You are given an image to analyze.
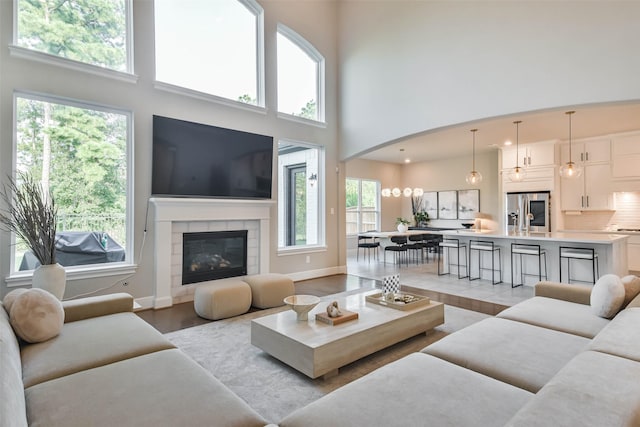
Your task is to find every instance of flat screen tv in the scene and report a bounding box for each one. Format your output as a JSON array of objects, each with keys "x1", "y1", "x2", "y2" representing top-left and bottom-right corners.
[{"x1": 152, "y1": 115, "x2": 273, "y2": 199}]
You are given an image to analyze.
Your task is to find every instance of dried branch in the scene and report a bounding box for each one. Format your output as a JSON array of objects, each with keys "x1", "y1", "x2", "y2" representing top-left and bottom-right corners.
[{"x1": 0, "y1": 172, "x2": 58, "y2": 265}]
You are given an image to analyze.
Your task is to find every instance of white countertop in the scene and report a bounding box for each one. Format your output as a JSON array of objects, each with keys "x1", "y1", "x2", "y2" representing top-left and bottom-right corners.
[{"x1": 441, "y1": 230, "x2": 628, "y2": 244}]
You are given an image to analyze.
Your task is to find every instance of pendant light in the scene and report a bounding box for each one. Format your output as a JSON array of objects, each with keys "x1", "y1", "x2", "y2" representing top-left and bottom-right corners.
[
  {"x1": 465, "y1": 129, "x2": 482, "y2": 185},
  {"x1": 559, "y1": 110, "x2": 583, "y2": 179},
  {"x1": 508, "y1": 120, "x2": 526, "y2": 182}
]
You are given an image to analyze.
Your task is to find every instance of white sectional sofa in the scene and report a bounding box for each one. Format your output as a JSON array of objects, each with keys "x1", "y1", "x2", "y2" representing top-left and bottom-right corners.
[{"x1": 279, "y1": 281, "x2": 640, "y2": 427}]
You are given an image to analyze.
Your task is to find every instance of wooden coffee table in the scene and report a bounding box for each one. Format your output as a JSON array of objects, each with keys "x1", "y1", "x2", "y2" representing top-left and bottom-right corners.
[{"x1": 250, "y1": 291, "x2": 444, "y2": 379}]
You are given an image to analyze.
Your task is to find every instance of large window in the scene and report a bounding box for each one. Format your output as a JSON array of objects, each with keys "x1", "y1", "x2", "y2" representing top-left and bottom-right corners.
[
  {"x1": 15, "y1": 0, "x2": 131, "y2": 72},
  {"x1": 346, "y1": 178, "x2": 380, "y2": 235},
  {"x1": 12, "y1": 93, "x2": 131, "y2": 273},
  {"x1": 277, "y1": 24, "x2": 325, "y2": 122},
  {"x1": 278, "y1": 141, "x2": 324, "y2": 249},
  {"x1": 155, "y1": 0, "x2": 264, "y2": 106}
]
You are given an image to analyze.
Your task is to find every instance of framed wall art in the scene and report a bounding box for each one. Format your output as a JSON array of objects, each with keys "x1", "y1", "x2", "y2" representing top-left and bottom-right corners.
[
  {"x1": 422, "y1": 191, "x2": 438, "y2": 219},
  {"x1": 437, "y1": 190, "x2": 457, "y2": 219},
  {"x1": 458, "y1": 189, "x2": 480, "y2": 219}
]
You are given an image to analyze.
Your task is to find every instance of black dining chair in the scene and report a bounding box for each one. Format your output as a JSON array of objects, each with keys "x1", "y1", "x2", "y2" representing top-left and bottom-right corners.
[
  {"x1": 357, "y1": 234, "x2": 380, "y2": 262},
  {"x1": 384, "y1": 235, "x2": 408, "y2": 266}
]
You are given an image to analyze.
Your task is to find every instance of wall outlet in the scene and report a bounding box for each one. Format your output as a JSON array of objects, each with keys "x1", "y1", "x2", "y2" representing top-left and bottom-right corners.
[{"x1": 306, "y1": 255, "x2": 311, "y2": 263}]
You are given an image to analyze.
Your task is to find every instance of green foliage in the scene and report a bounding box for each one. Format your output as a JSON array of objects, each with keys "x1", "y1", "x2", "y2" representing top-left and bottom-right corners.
[
  {"x1": 237, "y1": 94, "x2": 257, "y2": 105},
  {"x1": 396, "y1": 217, "x2": 410, "y2": 225},
  {"x1": 345, "y1": 179, "x2": 358, "y2": 208},
  {"x1": 294, "y1": 170, "x2": 307, "y2": 245},
  {"x1": 17, "y1": 0, "x2": 127, "y2": 71},
  {"x1": 297, "y1": 99, "x2": 317, "y2": 120}
]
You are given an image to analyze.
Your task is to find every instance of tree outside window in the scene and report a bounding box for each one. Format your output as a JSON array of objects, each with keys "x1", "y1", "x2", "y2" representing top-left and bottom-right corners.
[
  {"x1": 16, "y1": 0, "x2": 129, "y2": 72},
  {"x1": 13, "y1": 94, "x2": 129, "y2": 272}
]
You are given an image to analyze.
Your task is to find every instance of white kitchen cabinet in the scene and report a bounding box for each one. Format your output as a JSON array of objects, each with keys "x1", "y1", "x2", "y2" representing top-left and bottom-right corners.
[
  {"x1": 559, "y1": 139, "x2": 610, "y2": 165},
  {"x1": 502, "y1": 141, "x2": 556, "y2": 169},
  {"x1": 628, "y1": 235, "x2": 640, "y2": 272},
  {"x1": 561, "y1": 163, "x2": 613, "y2": 210},
  {"x1": 612, "y1": 133, "x2": 640, "y2": 179}
]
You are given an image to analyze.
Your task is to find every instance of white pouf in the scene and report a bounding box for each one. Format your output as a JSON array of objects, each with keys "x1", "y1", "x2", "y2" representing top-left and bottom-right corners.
[
  {"x1": 194, "y1": 279, "x2": 252, "y2": 321},
  {"x1": 242, "y1": 273, "x2": 295, "y2": 309}
]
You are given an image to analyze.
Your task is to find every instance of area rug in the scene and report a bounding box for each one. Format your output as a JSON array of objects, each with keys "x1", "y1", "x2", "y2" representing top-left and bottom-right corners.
[{"x1": 164, "y1": 290, "x2": 489, "y2": 424}]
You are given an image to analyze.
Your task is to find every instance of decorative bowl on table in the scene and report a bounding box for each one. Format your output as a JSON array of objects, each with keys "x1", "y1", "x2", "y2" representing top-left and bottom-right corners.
[{"x1": 283, "y1": 295, "x2": 321, "y2": 321}]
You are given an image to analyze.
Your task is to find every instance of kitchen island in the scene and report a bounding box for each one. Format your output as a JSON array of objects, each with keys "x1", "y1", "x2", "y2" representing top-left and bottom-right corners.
[{"x1": 440, "y1": 230, "x2": 628, "y2": 286}]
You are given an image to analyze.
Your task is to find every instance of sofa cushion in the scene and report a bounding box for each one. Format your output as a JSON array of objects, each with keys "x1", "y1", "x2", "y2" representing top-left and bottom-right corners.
[
  {"x1": 422, "y1": 317, "x2": 590, "y2": 393},
  {"x1": 21, "y1": 312, "x2": 175, "y2": 388},
  {"x1": 497, "y1": 296, "x2": 610, "y2": 338},
  {"x1": 590, "y1": 274, "x2": 625, "y2": 318},
  {"x1": 506, "y1": 351, "x2": 640, "y2": 427},
  {"x1": 588, "y1": 307, "x2": 640, "y2": 362},
  {"x1": 0, "y1": 302, "x2": 28, "y2": 427},
  {"x1": 9, "y1": 289, "x2": 64, "y2": 343},
  {"x1": 279, "y1": 353, "x2": 532, "y2": 427},
  {"x1": 24, "y1": 349, "x2": 267, "y2": 427},
  {"x1": 622, "y1": 275, "x2": 640, "y2": 308}
]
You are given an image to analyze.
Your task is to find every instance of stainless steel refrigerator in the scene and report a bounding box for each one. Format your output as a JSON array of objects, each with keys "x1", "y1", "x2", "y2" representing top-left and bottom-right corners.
[{"x1": 506, "y1": 191, "x2": 551, "y2": 233}]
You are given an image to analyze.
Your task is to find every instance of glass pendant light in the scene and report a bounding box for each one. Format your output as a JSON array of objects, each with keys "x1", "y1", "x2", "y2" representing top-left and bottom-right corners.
[
  {"x1": 465, "y1": 129, "x2": 483, "y2": 185},
  {"x1": 559, "y1": 111, "x2": 583, "y2": 179},
  {"x1": 508, "y1": 120, "x2": 526, "y2": 182}
]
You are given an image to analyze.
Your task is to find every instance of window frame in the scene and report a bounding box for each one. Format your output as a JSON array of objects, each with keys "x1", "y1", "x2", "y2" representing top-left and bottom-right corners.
[
  {"x1": 10, "y1": 0, "x2": 136, "y2": 83},
  {"x1": 6, "y1": 90, "x2": 136, "y2": 286},
  {"x1": 153, "y1": 0, "x2": 266, "y2": 110},
  {"x1": 346, "y1": 178, "x2": 381, "y2": 236},
  {"x1": 276, "y1": 23, "x2": 325, "y2": 124},
  {"x1": 277, "y1": 139, "x2": 326, "y2": 254}
]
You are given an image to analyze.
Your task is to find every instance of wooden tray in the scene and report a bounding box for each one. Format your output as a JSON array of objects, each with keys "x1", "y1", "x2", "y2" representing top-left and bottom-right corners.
[
  {"x1": 315, "y1": 309, "x2": 358, "y2": 325},
  {"x1": 365, "y1": 292, "x2": 430, "y2": 311}
]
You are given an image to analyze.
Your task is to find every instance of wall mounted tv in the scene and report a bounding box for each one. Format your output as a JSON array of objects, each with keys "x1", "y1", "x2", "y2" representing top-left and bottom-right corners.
[{"x1": 152, "y1": 115, "x2": 274, "y2": 199}]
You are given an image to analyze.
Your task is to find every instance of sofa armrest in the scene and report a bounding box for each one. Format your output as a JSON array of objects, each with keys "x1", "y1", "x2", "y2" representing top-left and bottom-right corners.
[
  {"x1": 62, "y1": 293, "x2": 134, "y2": 323},
  {"x1": 534, "y1": 281, "x2": 592, "y2": 305}
]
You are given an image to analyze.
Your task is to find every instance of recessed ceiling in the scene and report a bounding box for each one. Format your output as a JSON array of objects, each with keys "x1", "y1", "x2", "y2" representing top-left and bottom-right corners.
[{"x1": 358, "y1": 102, "x2": 640, "y2": 164}]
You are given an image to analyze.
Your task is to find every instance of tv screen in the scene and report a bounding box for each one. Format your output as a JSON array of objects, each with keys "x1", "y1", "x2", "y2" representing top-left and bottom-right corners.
[{"x1": 152, "y1": 115, "x2": 273, "y2": 199}]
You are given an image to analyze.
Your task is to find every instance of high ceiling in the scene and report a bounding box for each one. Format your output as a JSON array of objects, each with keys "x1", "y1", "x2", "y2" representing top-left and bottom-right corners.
[{"x1": 358, "y1": 102, "x2": 640, "y2": 164}]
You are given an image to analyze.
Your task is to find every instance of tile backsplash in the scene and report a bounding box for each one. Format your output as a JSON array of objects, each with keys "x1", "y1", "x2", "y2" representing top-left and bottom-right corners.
[{"x1": 562, "y1": 192, "x2": 640, "y2": 231}]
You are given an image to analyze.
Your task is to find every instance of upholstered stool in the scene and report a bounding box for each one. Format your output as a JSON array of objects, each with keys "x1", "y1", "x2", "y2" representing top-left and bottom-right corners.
[
  {"x1": 242, "y1": 273, "x2": 295, "y2": 309},
  {"x1": 194, "y1": 279, "x2": 252, "y2": 320}
]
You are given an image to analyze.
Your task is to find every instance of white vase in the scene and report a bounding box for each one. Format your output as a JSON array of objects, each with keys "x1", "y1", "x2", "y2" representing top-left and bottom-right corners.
[
  {"x1": 397, "y1": 223, "x2": 408, "y2": 233},
  {"x1": 32, "y1": 263, "x2": 66, "y2": 300}
]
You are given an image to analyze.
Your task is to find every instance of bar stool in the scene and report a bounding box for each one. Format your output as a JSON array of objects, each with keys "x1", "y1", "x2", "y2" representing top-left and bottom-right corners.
[
  {"x1": 438, "y1": 238, "x2": 468, "y2": 279},
  {"x1": 469, "y1": 240, "x2": 502, "y2": 285},
  {"x1": 510, "y1": 243, "x2": 547, "y2": 288},
  {"x1": 559, "y1": 246, "x2": 599, "y2": 284}
]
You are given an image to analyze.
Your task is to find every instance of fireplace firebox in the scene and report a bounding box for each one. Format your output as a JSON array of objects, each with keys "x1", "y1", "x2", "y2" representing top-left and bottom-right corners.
[{"x1": 182, "y1": 230, "x2": 248, "y2": 285}]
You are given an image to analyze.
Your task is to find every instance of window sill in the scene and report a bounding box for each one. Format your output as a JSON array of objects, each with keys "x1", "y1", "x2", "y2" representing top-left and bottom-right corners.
[
  {"x1": 5, "y1": 262, "x2": 137, "y2": 288},
  {"x1": 277, "y1": 245, "x2": 327, "y2": 256},
  {"x1": 9, "y1": 45, "x2": 138, "y2": 84},
  {"x1": 277, "y1": 112, "x2": 327, "y2": 128},
  {"x1": 154, "y1": 81, "x2": 268, "y2": 115}
]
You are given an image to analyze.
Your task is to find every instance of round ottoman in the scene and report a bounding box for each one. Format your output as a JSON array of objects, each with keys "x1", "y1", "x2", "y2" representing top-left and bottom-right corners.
[
  {"x1": 194, "y1": 279, "x2": 252, "y2": 320},
  {"x1": 243, "y1": 273, "x2": 295, "y2": 309}
]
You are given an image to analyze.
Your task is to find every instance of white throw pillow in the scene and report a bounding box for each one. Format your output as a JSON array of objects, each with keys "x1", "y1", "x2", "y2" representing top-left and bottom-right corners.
[
  {"x1": 621, "y1": 275, "x2": 640, "y2": 308},
  {"x1": 590, "y1": 274, "x2": 625, "y2": 319},
  {"x1": 9, "y1": 288, "x2": 64, "y2": 343}
]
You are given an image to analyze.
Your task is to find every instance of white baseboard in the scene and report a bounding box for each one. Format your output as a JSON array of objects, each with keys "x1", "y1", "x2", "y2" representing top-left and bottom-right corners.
[
  {"x1": 133, "y1": 296, "x2": 154, "y2": 311},
  {"x1": 287, "y1": 265, "x2": 347, "y2": 283}
]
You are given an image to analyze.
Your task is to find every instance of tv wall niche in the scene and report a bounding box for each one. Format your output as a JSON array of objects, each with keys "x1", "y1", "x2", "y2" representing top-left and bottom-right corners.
[{"x1": 152, "y1": 115, "x2": 274, "y2": 199}]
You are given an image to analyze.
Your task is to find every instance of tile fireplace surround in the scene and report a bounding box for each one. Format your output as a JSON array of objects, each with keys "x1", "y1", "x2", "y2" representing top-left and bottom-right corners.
[{"x1": 150, "y1": 198, "x2": 274, "y2": 308}]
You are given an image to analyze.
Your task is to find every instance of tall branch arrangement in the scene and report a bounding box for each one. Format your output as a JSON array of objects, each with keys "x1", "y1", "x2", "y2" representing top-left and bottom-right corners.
[{"x1": 0, "y1": 172, "x2": 58, "y2": 265}]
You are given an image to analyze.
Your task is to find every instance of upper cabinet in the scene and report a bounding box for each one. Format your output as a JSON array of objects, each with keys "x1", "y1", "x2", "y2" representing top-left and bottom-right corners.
[
  {"x1": 559, "y1": 138, "x2": 613, "y2": 211},
  {"x1": 611, "y1": 133, "x2": 640, "y2": 179},
  {"x1": 502, "y1": 141, "x2": 556, "y2": 170},
  {"x1": 559, "y1": 139, "x2": 610, "y2": 165}
]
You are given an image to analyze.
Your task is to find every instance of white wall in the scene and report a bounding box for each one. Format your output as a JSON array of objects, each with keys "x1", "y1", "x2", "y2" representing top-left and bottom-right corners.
[
  {"x1": 0, "y1": 0, "x2": 341, "y2": 299},
  {"x1": 338, "y1": 1, "x2": 640, "y2": 160}
]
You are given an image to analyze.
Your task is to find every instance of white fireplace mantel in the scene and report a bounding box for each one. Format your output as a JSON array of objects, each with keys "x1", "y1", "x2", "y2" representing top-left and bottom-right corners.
[{"x1": 150, "y1": 197, "x2": 275, "y2": 308}]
